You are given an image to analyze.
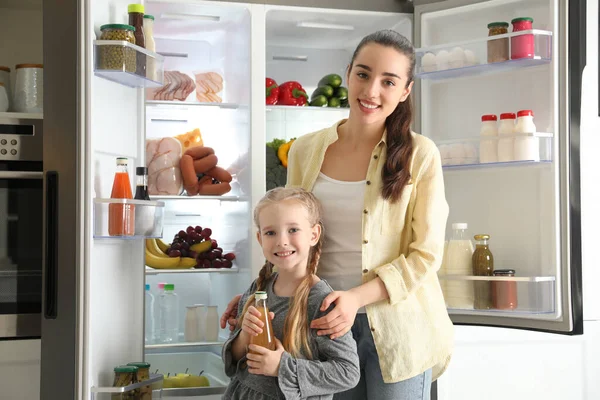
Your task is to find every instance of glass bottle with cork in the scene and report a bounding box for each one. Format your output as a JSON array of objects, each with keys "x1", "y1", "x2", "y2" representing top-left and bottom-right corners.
[
  {"x1": 250, "y1": 291, "x2": 276, "y2": 352},
  {"x1": 472, "y1": 234, "x2": 494, "y2": 309},
  {"x1": 108, "y1": 157, "x2": 135, "y2": 236}
]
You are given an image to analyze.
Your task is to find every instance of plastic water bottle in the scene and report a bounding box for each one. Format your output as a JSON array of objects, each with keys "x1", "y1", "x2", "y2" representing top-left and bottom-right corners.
[
  {"x1": 145, "y1": 284, "x2": 155, "y2": 344},
  {"x1": 159, "y1": 283, "x2": 179, "y2": 343}
]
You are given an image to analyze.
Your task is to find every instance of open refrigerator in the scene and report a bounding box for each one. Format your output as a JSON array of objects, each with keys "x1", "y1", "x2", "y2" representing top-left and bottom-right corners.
[{"x1": 33, "y1": 0, "x2": 588, "y2": 399}]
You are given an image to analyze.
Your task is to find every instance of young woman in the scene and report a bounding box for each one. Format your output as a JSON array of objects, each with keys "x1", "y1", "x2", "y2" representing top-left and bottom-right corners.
[
  {"x1": 222, "y1": 187, "x2": 360, "y2": 399},
  {"x1": 222, "y1": 30, "x2": 453, "y2": 399}
]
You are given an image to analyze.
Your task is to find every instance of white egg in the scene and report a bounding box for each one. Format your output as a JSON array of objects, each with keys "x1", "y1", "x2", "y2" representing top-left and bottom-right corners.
[
  {"x1": 464, "y1": 49, "x2": 478, "y2": 66},
  {"x1": 449, "y1": 47, "x2": 466, "y2": 68},
  {"x1": 421, "y1": 52, "x2": 437, "y2": 72},
  {"x1": 436, "y1": 50, "x2": 450, "y2": 70}
]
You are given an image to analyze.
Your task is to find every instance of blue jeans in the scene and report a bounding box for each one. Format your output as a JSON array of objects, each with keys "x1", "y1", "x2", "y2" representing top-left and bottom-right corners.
[{"x1": 333, "y1": 314, "x2": 432, "y2": 400}]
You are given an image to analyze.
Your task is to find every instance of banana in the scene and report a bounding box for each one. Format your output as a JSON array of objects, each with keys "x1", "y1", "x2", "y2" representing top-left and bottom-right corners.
[
  {"x1": 156, "y1": 238, "x2": 170, "y2": 254},
  {"x1": 178, "y1": 257, "x2": 197, "y2": 268},
  {"x1": 190, "y1": 240, "x2": 212, "y2": 254},
  {"x1": 145, "y1": 247, "x2": 181, "y2": 269},
  {"x1": 146, "y1": 238, "x2": 169, "y2": 258}
]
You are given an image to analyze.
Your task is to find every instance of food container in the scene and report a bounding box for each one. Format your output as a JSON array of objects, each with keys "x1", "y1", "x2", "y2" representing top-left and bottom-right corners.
[
  {"x1": 0, "y1": 66, "x2": 11, "y2": 110},
  {"x1": 492, "y1": 269, "x2": 518, "y2": 310},
  {"x1": 13, "y1": 64, "x2": 43, "y2": 113},
  {"x1": 487, "y1": 22, "x2": 509, "y2": 63},
  {"x1": 0, "y1": 83, "x2": 8, "y2": 112},
  {"x1": 98, "y1": 24, "x2": 137, "y2": 73},
  {"x1": 112, "y1": 365, "x2": 139, "y2": 400},
  {"x1": 511, "y1": 17, "x2": 535, "y2": 59},
  {"x1": 127, "y1": 362, "x2": 151, "y2": 400}
]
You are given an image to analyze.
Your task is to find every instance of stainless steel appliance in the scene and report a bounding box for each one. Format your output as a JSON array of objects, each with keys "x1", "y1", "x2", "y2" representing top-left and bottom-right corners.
[{"x1": 0, "y1": 114, "x2": 43, "y2": 339}]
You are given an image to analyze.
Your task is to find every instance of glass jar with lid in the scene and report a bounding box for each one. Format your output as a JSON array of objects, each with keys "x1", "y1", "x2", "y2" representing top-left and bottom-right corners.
[
  {"x1": 99, "y1": 24, "x2": 136, "y2": 73},
  {"x1": 127, "y1": 362, "x2": 151, "y2": 400},
  {"x1": 487, "y1": 22, "x2": 509, "y2": 63},
  {"x1": 472, "y1": 234, "x2": 494, "y2": 310},
  {"x1": 511, "y1": 17, "x2": 535, "y2": 59},
  {"x1": 492, "y1": 269, "x2": 518, "y2": 310},
  {"x1": 112, "y1": 365, "x2": 139, "y2": 399}
]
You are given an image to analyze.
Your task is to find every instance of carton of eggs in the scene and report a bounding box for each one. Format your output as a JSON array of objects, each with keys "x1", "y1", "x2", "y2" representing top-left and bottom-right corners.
[
  {"x1": 421, "y1": 47, "x2": 480, "y2": 72},
  {"x1": 438, "y1": 143, "x2": 479, "y2": 166}
]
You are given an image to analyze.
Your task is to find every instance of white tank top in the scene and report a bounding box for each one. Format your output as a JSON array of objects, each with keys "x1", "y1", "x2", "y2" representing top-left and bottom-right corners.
[{"x1": 312, "y1": 172, "x2": 366, "y2": 313}]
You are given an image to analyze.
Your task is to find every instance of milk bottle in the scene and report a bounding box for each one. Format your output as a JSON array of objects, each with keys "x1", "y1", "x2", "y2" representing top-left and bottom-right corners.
[{"x1": 442, "y1": 223, "x2": 475, "y2": 309}]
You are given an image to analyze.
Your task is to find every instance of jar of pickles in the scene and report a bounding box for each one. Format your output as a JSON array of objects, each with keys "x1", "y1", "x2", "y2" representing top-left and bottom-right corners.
[
  {"x1": 112, "y1": 365, "x2": 139, "y2": 400},
  {"x1": 487, "y1": 22, "x2": 509, "y2": 63},
  {"x1": 127, "y1": 362, "x2": 151, "y2": 400},
  {"x1": 98, "y1": 24, "x2": 136, "y2": 73}
]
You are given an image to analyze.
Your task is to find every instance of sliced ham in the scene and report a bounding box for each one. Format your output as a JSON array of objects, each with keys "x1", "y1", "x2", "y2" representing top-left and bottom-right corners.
[
  {"x1": 146, "y1": 137, "x2": 184, "y2": 195},
  {"x1": 147, "y1": 70, "x2": 195, "y2": 101},
  {"x1": 195, "y1": 71, "x2": 224, "y2": 103}
]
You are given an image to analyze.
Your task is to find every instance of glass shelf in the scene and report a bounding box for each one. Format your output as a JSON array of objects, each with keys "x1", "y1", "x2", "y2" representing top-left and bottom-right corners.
[
  {"x1": 145, "y1": 266, "x2": 239, "y2": 275},
  {"x1": 146, "y1": 341, "x2": 225, "y2": 350},
  {"x1": 443, "y1": 160, "x2": 552, "y2": 171},
  {"x1": 150, "y1": 194, "x2": 247, "y2": 202},
  {"x1": 415, "y1": 30, "x2": 552, "y2": 80},
  {"x1": 146, "y1": 100, "x2": 243, "y2": 109},
  {"x1": 0, "y1": 112, "x2": 43, "y2": 120},
  {"x1": 438, "y1": 274, "x2": 556, "y2": 315},
  {"x1": 266, "y1": 105, "x2": 350, "y2": 112},
  {"x1": 91, "y1": 373, "x2": 163, "y2": 399},
  {"x1": 94, "y1": 40, "x2": 165, "y2": 88},
  {"x1": 93, "y1": 198, "x2": 165, "y2": 239},
  {"x1": 437, "y1": 132, "x2": 553, "y2": 169}
]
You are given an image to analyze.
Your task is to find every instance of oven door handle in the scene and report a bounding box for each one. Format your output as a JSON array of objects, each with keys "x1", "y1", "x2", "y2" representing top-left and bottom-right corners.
[{"x1": 0, "y1": 171, "x2": 43, "y2": 179}]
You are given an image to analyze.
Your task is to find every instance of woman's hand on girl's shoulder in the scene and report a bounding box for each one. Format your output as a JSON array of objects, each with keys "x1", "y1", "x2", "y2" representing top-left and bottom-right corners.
[
  {"x1": 247, "y1": 337, "x2": 285, "y2": 377},
  {"x1": 310, "y1": 290, "x2": 361, "y2": 340}
]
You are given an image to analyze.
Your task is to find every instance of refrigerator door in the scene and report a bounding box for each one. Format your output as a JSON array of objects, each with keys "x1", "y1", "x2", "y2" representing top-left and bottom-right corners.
[{"x1": 413, "y1": 0, "x2": 583, "y2": 334}]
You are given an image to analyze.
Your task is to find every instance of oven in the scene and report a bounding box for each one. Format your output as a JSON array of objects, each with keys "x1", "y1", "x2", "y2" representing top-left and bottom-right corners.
[{"x1": 0, "y1": 115, "x2": 43, "y2": 339}]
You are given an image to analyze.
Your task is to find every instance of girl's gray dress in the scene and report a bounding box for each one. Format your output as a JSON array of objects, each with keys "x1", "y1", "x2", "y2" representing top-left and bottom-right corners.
[{"x1": 222, "y1": 274, "x2": 360, "y2": 399}]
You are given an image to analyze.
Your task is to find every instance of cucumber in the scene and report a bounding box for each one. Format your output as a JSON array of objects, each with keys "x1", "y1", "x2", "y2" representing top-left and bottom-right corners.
[
  {"x1": 334, "y1": 86, "x2": 348, "y2": 100},
  {"x1": 327, "y1": 97, "x2": 341, "y2": 108},
  {"x1": 309, "y1": 95, "x2": 328, "y2": 107},
  {"x1": 318, "y1": 74, "x2": 343, "y2": 89},
  {"x1": 311, "y1": 85, "x2": 334, "y2": 100}
]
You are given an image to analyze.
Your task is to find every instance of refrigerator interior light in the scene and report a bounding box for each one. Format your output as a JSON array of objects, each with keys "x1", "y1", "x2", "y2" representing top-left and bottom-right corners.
[
  {"x1": 159, "y1": 13, "x2": 220, "y2": 22},
  {"x1": 296, "y1": 21, "x2": 355, "y2": 31}
]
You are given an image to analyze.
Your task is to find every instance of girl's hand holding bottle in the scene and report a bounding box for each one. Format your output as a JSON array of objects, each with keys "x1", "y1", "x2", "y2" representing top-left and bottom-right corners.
[
  {"x1": 247, "y1": 337, "x2": 285, "y2": 377},
  {"x1": 241, "y1": 306, "x2": 274, "y2": 338}
]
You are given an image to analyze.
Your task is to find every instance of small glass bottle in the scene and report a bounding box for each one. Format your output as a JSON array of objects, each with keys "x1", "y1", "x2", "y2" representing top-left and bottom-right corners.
[
  {"x1": 472, "y1": 234, "x2": 494, "y2": 310},
  {"x1": 143, "y1": 15, "x2": 156, "y2": 80},
  {"x1": 134, "y1": 166, "x2": 150, "y2": 200},
  {"x1": 127, "y1": 3, "x2": 146, "y2": 76},
  {"x1": 108, "y1": 157, "x2": 135, "y2": 236},
  {"x1": 497, "y1": 112, "x2": 516, "y2": 162},
  {"x1": 492, "y1": 269, "x2": 518, "y2": 310},
  {"x1": 479, "y1": 114, "x2": 498, "y2": 164},
  {"x1": 250, "y1": 291, "x2": 276, "y2": 352}
]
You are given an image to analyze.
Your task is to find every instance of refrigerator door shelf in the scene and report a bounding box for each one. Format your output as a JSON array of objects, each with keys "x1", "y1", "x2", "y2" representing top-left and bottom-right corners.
[
  {"x1": 146, "y1": 100, "x2": 244, "y2": 110},
  {"x1": 145, "y1": 341, "x2": 225, "y2": 350},
  {"x1": 94, "y1": 40, "x2": 165, "y2": 88},
  {"x1": 439, "y1": 275, "x2": 556, "y2": 316},
  {"x1": 145, "y1": 266, "x2": 239, "y2": 275},
  {"x1": 93, "y1": 198, "x2": 165, "y2": 239},
  {"x1": 415, "y1": 30, "x2": 552, "y2": 81},
  {"x1": 150, "y1": 195, "x2": 248, "y2": 202},
  {"x1": 90, "y1": 373, "x2": 164, "y2": 397}
]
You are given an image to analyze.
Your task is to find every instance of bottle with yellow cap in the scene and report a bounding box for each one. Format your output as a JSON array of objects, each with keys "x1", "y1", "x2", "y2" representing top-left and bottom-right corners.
[{"x1": 127, "y1": 3, "x2": 146, "y2": 76}]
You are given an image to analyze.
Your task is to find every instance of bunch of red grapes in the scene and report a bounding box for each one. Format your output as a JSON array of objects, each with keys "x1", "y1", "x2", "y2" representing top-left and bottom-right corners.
[{"x1": 167, "y1": 225, "x2": 235, "y2": 269}]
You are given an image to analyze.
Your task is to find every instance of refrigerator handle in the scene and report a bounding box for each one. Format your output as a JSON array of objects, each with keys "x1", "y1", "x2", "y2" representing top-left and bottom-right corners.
[{"x1": 44, "y1": 171, "x2": 58, "y2": 319}]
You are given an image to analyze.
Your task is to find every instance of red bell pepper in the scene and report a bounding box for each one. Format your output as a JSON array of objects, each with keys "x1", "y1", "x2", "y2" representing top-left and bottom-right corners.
[
  {"x1": 266, "y1": 78, "x2": 279, "y2": 105},
  {"x1": 278, "y1": 81, "x2": 308, "y2": 106}
]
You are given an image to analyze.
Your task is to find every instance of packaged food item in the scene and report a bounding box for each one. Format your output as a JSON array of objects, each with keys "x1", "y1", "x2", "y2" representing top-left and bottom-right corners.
[
  {"x1": 441, "y1": 223, "x2": 475, "y2": 309},
  {"x1": 511, "y1": 17, "x2": 535, "y2": 59},
  {"x1": 472, "y1": 234, "x2": 494, "y2": 310},
  {"x1": 99, "y1": 24, "x2": 136, "y2": 73},
  {"x1": 249, "y1": 292, "x2": 275, "y2": 352},
  {"x1": 127, "y1": 362, "x2": 151, "y2": 400},
  {"x1": 479, "y1": 114, "x2": 498, "y2": 163},
  {"x1": 487, "y1": 22, "x2": 509, "y2": 63},
  {"x1": 112, "y1": 365, "x2": 139, "y2": 399},
  {"x1": 497, "y1": 112, "x2": 516, "y2": 162},
  {"x1": 514, "y1": 109, "x2": 539, "y2": 161},
  {"x1": 146, "y1": 137, "x2": 183, "y2": 196},
  {"x1": 492, "y1": 269, "x2": 518, "y2": 310},
  {"x1": 205, "y1": 305, "x2": 219, "y2": 341},
  {"x1": 108, "y1": 157, "x2": 135, "y2": 236},
  {"x1": 14, "y1": 64, "x2": 43, "y2": 113},
  {"x1": 128, "y1": 3, "x2": 146, "y2": 76}
]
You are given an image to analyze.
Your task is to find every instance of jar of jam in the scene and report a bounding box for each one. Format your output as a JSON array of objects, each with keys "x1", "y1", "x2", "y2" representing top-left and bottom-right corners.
[
  {"x1": 487, "y1": 22, "x2": 509, "y2": 63},
  {"x1": 472, "y1": 234, "x2": 494, "y2": 309},
  {"x1": 511, "y1": 17, "x2": 535, "y2": 59},
  {"x1": 492, "y1": 269, "x2": 518, "y2": 310}
]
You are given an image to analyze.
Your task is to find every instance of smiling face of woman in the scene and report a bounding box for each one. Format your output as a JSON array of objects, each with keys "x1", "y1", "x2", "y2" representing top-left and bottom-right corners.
[{"x1": 346, "y1": 43, "x2": 414, "y2": 127}]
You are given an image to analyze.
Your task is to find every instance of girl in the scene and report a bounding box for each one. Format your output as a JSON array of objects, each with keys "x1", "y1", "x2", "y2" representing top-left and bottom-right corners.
[
  {"x1": 222, "y1": 187, "x2": 360, "y2": 400},
  {"x1": 222, "y1": 30, "x2": 453, "y2": 400}
]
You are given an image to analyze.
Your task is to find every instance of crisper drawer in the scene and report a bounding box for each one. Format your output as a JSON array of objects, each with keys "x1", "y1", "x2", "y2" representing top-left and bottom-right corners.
[{"x1": 145, "y1": 351, "x2": 228, "y2": 398}]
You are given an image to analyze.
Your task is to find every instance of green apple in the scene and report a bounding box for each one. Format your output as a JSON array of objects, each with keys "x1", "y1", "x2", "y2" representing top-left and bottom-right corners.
[
  {"x1": 185, "y1": 374, "x2": 210, "y2": 387},
  {"x1": 162, "y1": 376, "x2": 179, "y2": 389}
]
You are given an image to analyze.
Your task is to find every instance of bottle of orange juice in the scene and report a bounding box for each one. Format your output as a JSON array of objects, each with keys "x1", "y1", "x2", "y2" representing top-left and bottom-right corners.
[
  {"x1": 250, "y1": 291, "x2": 276, "y2": 352},
  {"x1": 108, "y1": 157, "x2": 135, "y2": 236}
]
